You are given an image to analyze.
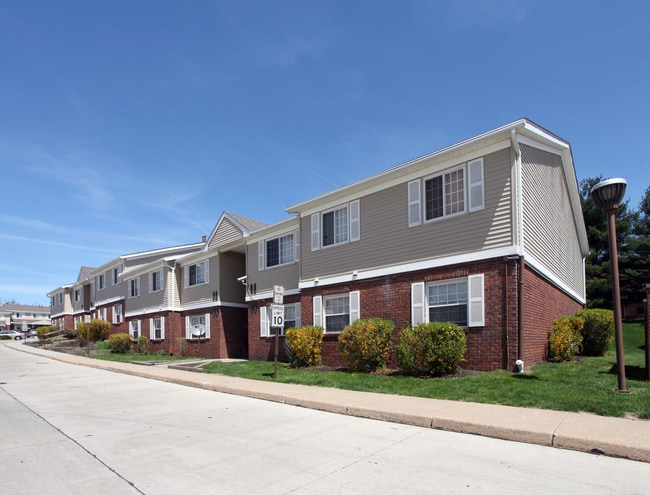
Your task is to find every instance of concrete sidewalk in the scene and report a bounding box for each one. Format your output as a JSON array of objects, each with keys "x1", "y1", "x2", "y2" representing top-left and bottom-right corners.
[{"x1": 9, "y1": 342, "x2": 650, "y2": 464}]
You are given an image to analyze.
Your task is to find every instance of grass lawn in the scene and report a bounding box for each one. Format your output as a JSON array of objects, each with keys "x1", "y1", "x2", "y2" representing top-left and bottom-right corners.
[
  {"x1": 202, "y1": 322, "x2": 650, "y2": 419},
  {"x1": 91, "y1": 352, "x2": 200, "y2": 363}
]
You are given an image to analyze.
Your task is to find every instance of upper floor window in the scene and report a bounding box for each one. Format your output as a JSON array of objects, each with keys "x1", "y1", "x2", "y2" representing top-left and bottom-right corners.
[
  {"x1": 408, "y1": 158, "x2": 484, "y2": 227},
  {"x1": 184, "y1": 261, "x2": 209, "y2": 287},
  {"x1": 112, "y1": 265, "x2": 123, "y2": 285},
  {"x1": 258, "y1": 231, "x2": 299, "y2": 270},
  {"x1": 128, "y1": 278, "x2": 140, "y2": 298},
  {"x1": 74, "y1": 289, "x2": 81, "y2": 302},
  {"x1": 311, "y1": 200, "x2": 360, "y2": 251},
  {"x1": 149, "y1": 270, "x2": 163, "y2": 293},
  {"x1": 59, "y1": 293, "x2": 63, "y2": 305},
  {"x1": 97, "y1": 274, "x2": 106, "y2": 290}
]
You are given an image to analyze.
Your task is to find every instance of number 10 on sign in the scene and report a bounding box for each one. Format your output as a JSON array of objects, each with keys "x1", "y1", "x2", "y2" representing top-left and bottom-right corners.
[{"x1": 271, "y1": 304, "x2": 284, "y2": 328}]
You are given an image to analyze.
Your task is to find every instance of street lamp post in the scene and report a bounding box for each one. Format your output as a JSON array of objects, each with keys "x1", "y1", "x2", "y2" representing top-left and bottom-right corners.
[{"x1": 591, "y1": 178, "x2": 628, "y2": 392}]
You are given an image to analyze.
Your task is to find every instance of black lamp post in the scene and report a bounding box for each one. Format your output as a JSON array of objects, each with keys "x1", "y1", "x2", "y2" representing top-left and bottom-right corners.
[{"x1": 590, "y1": 178, "x2": 628, "y2": 392}]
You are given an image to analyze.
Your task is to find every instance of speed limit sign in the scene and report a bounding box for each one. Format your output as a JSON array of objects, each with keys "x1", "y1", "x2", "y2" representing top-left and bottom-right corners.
[{"x1": 271, "y1": 304, "x2": 285, "y2": 328}]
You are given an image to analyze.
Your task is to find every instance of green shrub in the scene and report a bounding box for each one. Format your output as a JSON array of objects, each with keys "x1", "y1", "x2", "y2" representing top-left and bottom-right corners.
[
  {"x1": 575, "y1": 308, "x2": 614, "y2": 356},
  {"x1": 108, "y1": 333, "x2": 132, "y2": 354},
  {"x1": 338, "y1": 318, "x2": 394, "y2": 372},
  {"x1": 77, "y1": 321, "x2": 89, "y2": 340},
  {"x1": 549, "y1": 315, "x2": 584, "y2": 362},
  {"x1": 88, "y1": 319, "x2": 110, "y2": 342},
  {"x1": 137, "y1": 335, "x2": 149, "y2": 354},
  {"x1": 396, "y1": 322, "x2": 467, "y2": 376},
  {"x1": 36, "y1": 326, "x2": 57, "y2": 341},
  {"x1": 94, "y1": 340, "x2": 111, "y2": 350},
  {"x1": 285, "y1": 326, "x2": 323, "y2": 367}
]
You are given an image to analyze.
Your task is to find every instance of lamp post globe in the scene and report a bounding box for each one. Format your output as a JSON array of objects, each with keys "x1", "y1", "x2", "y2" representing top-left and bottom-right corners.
[{"x1": 590, "y1": 178, "x2": 627, "y2": 392}]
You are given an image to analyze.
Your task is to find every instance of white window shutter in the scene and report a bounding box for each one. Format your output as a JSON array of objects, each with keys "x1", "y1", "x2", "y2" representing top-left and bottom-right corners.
[
  {"x1": 161, "y1": 316, "x2": 165, "y2": 340},
  {"x1": 183, "y1": 266, "x2": 189, "y2": 288},
  {"x1": 408, "y1": 179, "x2": 422, "y2": 227},
  {"x1": 313, "y1": 296, "x2": 322, "y2": 327},
  {"x1": 260, "y1": 306, "x2": 269, "y2": 337},
  {"x1": 258, "y1": 241, "x2": 265, "y2": 271},
  {"x1": 204, "y1": 313, "x2": 211, "y2": 338},
  {"x1": 295, "y1": 302, "x2": 301, "y2": 328},
  {"x1": 185, "y1": 316, "x2": 191, "y2": 339},
  {"x1": 311, "y1": 213, "x2": 320, "y2": 251},
  {"x1": 148, "y1": 273, "x2": 153, "y2": 293},
  {"x1": 349, "y1": 291, "x2": 360, "y2": 323},
  {"x1": 294, "y1": 229, "x2": 300, "y2": 262},
  {"x1": 468, "y1": 274, "x2": 485, "y2": 327},
  {"x1": 204, "y1": 261, "x2": 209, "y2": 284},
  {"x1": 149, "y1": 318, "x2": 154, "y2": 337},
  {"x1": 468, "y1": 158, "x2": 485, "y2": 212},
  {"x1": 349, "y1": 200, "x2": 360, "y2": 242},
  {"x1": 411, "y1": 282, "x2": 426, "y2": 326}
]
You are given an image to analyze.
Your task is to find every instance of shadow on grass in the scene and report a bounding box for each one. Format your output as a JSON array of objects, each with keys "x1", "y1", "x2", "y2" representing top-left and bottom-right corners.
[
  {"x1": 606, "y1": 364, "x2": 649, "y2": 381},
  {"x1": 511, "y1": 373, "x2": 539, "y2": 380}
]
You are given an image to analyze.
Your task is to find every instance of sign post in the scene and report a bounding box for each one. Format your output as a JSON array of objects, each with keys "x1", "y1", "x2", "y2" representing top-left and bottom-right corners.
[{"x1": 271, "y1": 286, "x2": 285, "y2": 379}]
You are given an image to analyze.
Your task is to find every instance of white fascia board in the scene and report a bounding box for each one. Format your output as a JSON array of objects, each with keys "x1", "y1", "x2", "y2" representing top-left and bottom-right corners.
[
  {"x1": 298, "y1": 246, "x2": 521, "y2": 289},
  {"x1": 246, "y1": 217, "x2": 300, "y2": 245},
  {"x1": 524, "y1": 254, "x2": 586, "y2": 305},
  {"x1": 94, "y1": 296, "x2": 125, "y2": 307},
  {"x1": 246, "y1": 287, "x2": 301, "y2": 302},
  {"x1": 121, "y1": 243, "x2": 204, "y2": 262}
]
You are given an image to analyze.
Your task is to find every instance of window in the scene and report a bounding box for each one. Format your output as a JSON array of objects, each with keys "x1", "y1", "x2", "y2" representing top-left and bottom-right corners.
[
  {"x1": 259, "y1": 303, "x2": 301, "y2": 337},
  {"x1": 129, "y1": 320, "x2": 141, "y2": 339},
  {"x1": 185, "y1": 314, "x2": 210, "y2": 339},
  {"x1": 59, "y1": 293, "x2": 63, "y2": 305},
  {"x1": 113, "y1": 304, "x2": 122, "y2": 324},
  {"x1": 267, "y1": 234, "x2": 293, "y2": 267},
  {"x1": 97, "y1": 274, "x2": 106, "y2": 290},
  {"x1": 408, "y1": 158, "x2": 484, "y2": 227},
  {"x1": 149, "y1": 270, "x2": 163, "y2": 292},
  {"x1": 112, "y1": 265, "x2": 123, "y2": 285},
  {"x1": 150, "y1": 317, "x2": 164, "y2": 340},
  {"x1": 312, "y1": 292, "x2": 360, "y2": 333},
  {"x1": 184, "y1": 261, "x2": 208, "y2": 287},
  {"x1": 98, "y1": 308, "x2": 107, "y2": 321},
  {"x1": 311, "y1": 200, "x2": 360, "y2": 251},
  {"x1": 74, "y1": 289, "x2": 80, "y2": 302},
  {"x1": 128, "y1": 278, "x2": 140, "y2": 298},
  {"x1": 411, "y1": 275, "x2": 484, "y2": 327}
]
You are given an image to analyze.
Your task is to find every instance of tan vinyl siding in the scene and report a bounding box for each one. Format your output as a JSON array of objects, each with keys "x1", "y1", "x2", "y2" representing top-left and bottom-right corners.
[
  {"x1": 218, "y1": 252, "x2": 247, "y2": 302},
  {"x1": 179, "y1": 256, "x2": 218, "y2": 306},
  {"x1": 520, "y1": 144, "x2": 584, "y2": 296},
  {"x1": 125, "y1": 272, "x2": 165, "y2": 313},
  {"x1": 246, "y1": 243, "x2": 300, "y2": 292},
  {"x1": 301, "y1": 148, "x2": 513, "y2": 279},
  {"x1": 209, "y1": 218, "x2": 243, "y2": 249}
]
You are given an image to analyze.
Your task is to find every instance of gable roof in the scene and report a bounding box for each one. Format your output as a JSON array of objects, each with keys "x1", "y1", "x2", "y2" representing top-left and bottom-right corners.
[
  {"x1": 76, "y1": 266, "x2": 96, "y2": 284},
  {"x1": 204, "y1": 211, "x2": 268, "y2": 251}
]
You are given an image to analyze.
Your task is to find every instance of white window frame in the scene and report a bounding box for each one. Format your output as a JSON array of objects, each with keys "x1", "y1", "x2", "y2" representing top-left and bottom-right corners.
[
  {"x1": 150, "y1": 316, "x2": 165, "y2": 340},
  {"x1": 185, "y1": 314, "x2": 210, "y2": 339},
  {"x1": 259, "y1": 230, "x2": 299, "y2": 270},
  {"x1": 128, "y1": 278, "x2": 140, "y2": 298},
  {"x1": 149, "y1": 269, "x2": 164, "y2": 293},
  {"x1": 74, "y1": 289, "x2": 80, "y2": 302},
  {"x1": 312, "y1": 291, "x2": 360, "y2": 333},
  {"x1": 408, "y1": 159, "x2": 484, "y2": 227},
  {"x1": 112, "y1": 304, "x2": 122, "y2": 324},
  {"x1": 98, "y1": 307, "x2": 107, "y2": 321},
  {"x1": 184, "y1": 260, "x2": 209, "y2": 288},
  {"x1": 411, "y1": 274, "x2": 484, "y2": 328},
  {"x1": 260, "y1": 302, "x2": 301, "y2": 337},
  {"x1": 97, "y1": 273, "x2": 106, "y2": 291},
  {"x1": 129, "y1": 320, "x2": 141, "y2": 339},
  {"x1": 310, "y1": 200, "x2": 360, "y2": 251},
  {"x1": 112, "y1": 264, "x2": 123, "y2": 285}
]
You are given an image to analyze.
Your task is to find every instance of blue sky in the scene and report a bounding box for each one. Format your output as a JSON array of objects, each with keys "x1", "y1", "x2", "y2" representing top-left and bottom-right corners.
[{"x1": 1, "y1": 0, "x2": 648, "y2": 306}]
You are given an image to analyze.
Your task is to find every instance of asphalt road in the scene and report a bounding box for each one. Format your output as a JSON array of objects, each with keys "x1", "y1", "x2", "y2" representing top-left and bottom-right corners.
[{"x1": 1, "y1": 344, "x2": 649, "y2": 494}]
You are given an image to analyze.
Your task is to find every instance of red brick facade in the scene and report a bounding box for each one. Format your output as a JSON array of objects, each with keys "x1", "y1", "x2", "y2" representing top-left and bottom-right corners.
[{"x1": 247, "y1": 257, "x2": 585, "y2": 372}]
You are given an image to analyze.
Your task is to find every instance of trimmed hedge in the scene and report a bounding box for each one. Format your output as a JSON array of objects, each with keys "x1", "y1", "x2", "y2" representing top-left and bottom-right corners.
[
  {"x1": 396, "y1": 322, "x2": 467, "y2": 376},
  {"x1": 285, "y1": 326, "x2": 323, "y2": 367},
  {"x1": 108, "y1": 333, "x2": 132, "y2": 354},
  {"x1": 549, "y1": 315, "x2": 584, "y2": 362},
  {"x1": 576, "y1": 308, "x2": 614, "y2": 356},
  {"x1": 337, "y1": 318, "x2": 394, "y2": 372}
]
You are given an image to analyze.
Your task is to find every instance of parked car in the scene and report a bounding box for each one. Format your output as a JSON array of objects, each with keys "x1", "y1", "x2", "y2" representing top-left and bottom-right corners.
[{"x1": 0, "y1": 330, "x2": 23, "y2": 340}]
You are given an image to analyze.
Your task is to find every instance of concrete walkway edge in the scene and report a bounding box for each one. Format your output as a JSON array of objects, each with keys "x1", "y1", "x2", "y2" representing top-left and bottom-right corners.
[{"x1": 9, "y1": 343, "x2": 650, "y2": 464}]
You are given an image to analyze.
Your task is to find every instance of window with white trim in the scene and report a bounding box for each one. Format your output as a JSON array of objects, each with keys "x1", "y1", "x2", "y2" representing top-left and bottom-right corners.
[
  {"x1": 411, "y1": 275, "x2": 484, "y2": 327},
  {"x1": 151, "y1": 317, "x2": 165, "y2": 340},
  {"x1": 128, "y1": 278, "x2": 140, "y2": 298},
  {"x1": 184, "y1": 261, "x2": 209, "y2": 287},
  {"x1": 185, "y1": 314, "x2": 210, "y2": 339},
  {"x1": 98, "y1": 307, "x2": 107, "y2": 321},
  {"x1": 74, "y1": 289, "x2": 80, "y2": 302},
  {"x1": 97, "y1": 274, "x2": 106, "y2": 291},
  {"x1": 311, "y1": 200, "x2": 360, "y2": 251},
  {"x1": 312, "y1": 291, "x2": 360, "y2": 333},
  {"x1": 408, "y1": 158, "x2": 484, "y2": 227},
  {"x1": 59, "y1": 293, "x2": 63, "y2": 305},
  {"x1": 149, "y1": 269, "x2": 163, "y2": 293},
  {"x1": 129, "y1": 319, "x2": 141, "y2": 339},
  {"x1": 259, "y1": 231, "x2": 299, "y2": 270},
  {"x1": 113, "y1": 304, "x2": 122, "y2": 324},
  {"x1": 260, "y1": 302, "x2": 301, "y2": 337},
  {"x1": 112, "y1": 264, "x2": 123, "y2": 285}
]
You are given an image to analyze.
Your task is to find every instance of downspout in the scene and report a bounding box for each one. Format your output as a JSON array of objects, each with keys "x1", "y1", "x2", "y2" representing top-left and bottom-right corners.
[
  {"x1": 511, "y1": 129, "x2": 525, "y2": 367},
  {"x1": 164, "y1": 261, "x2": 177, "y2": 354}
]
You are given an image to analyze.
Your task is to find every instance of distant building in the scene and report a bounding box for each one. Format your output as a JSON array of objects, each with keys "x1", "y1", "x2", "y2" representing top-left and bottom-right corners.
[{"x1": 0, "y1": 303, "x2": 51, "y2": 331}]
